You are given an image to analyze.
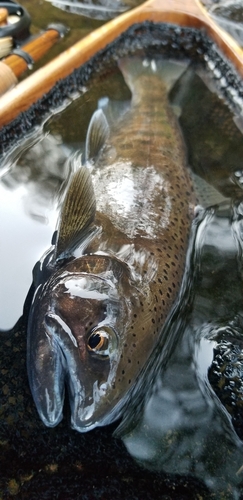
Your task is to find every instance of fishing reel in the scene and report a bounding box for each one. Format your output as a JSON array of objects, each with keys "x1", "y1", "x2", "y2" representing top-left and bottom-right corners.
[{"x1": 0, "y1": 1, "x2": 31, "y2": 41}]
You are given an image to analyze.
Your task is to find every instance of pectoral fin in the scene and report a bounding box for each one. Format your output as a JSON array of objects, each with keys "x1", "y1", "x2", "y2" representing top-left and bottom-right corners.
[
  {"x1": 85, "y1": 108, "x2": 110, "y2": 163},
  {"x1": 55, "y1": 165, "x2": 96, "y2": 259},
  {"x1": 190, "y1": 171, "x2": 229, "y2": 208}
]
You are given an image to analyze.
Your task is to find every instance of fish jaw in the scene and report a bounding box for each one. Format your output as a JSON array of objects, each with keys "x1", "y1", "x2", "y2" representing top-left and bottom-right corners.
[
  {"x1": 27, "y1": 258, "x2": 132, "y2": 430},
  {"x1": 27, "y1": 288, "x2": 66, "y2": 427}
]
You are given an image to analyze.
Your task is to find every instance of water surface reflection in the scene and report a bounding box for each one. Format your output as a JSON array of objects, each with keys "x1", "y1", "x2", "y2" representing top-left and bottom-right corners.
[
  {"x1": 0, "y1": 134, "x2": 71, "y2": 329},
  {"x1": 118, "y1": 203, "x2": 243, "y2": 496}
]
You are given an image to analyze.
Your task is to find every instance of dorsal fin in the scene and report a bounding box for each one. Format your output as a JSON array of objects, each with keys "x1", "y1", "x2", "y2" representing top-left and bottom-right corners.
[
  {"x1": 85, "y1": 109, "x2": 109, "y2": 163},
  {"x1": 55, "y1": 165, "x2": 96, "y2": 259}
]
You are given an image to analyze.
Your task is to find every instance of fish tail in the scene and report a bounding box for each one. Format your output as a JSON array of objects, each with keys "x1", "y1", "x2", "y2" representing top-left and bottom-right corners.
[{"x1": 118, "y1": 56, "x2": 188, "y2": 96}]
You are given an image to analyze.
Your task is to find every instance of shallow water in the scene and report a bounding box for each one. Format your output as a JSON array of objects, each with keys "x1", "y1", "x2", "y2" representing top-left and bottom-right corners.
[{"x1": 119, "y1": 203, "x2": 243, "y2": 495}]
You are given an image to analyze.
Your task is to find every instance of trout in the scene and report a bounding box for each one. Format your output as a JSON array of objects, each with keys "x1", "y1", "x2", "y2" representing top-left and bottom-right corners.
[{"x1": 27, "y1": 57, "x2": 196, "y2": 431}]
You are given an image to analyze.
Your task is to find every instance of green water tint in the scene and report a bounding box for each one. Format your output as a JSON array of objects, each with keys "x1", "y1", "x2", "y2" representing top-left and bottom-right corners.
[{"x1": 1, "y1": 57, "x2": 243, "y2": 497}]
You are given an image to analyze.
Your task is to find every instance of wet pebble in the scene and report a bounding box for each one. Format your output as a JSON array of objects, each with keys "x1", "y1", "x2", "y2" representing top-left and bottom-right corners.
[{"x1": 208, "y1": 339, "x2": 243, "y2": 439}]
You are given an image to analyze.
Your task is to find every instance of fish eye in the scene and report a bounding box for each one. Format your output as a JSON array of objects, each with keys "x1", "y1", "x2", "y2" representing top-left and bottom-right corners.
[
  {"x1": 88, "y1": 332, "x2": 108, "y2": 351},
  {"x1": 87, "y1": 326, "x2": 118, "y2": 357}
]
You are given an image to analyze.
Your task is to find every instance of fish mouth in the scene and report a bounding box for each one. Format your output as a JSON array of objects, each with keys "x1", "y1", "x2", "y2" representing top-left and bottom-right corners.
[
  {"x1": 27, "y1": 326, "x2": 66, "y2": 428},
  {"x1": 28, "y1": 321, "x2": 112, "y2": 430},
  {"x1": 70, "y1": 399, "x2": 122, "y2": 432},
  {"x1": 27, "y1": 273, "x2": 121, "y2": 431},
  {"x1": 69, "y1": 392, "x2": 107, "y2": 432}
]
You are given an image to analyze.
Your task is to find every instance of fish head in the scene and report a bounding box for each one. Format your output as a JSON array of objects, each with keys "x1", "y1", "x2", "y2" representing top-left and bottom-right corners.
[{"x1": 27, "y1": 254, "x2": 142, "y2": 432}]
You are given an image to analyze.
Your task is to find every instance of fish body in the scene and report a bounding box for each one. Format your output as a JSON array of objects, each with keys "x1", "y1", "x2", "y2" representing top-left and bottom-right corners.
[{"x1": 27, "y1": 58, "x2": 195, "y2": 431}]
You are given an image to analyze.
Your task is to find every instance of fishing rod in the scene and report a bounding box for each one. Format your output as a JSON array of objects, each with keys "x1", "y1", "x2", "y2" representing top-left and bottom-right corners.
[
  {"x1": 0, "y1": 0, "x2": 242, "y2": 128},
  {"x1": 0, "y1": 23, "x2": 68, "y2": 96}
]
